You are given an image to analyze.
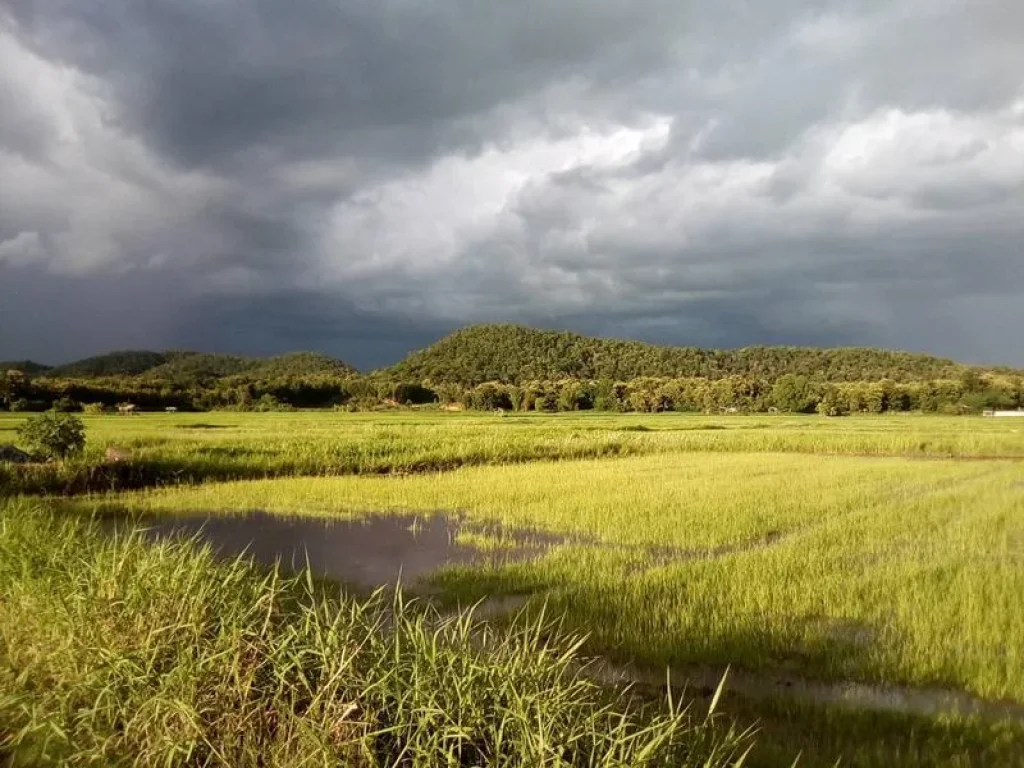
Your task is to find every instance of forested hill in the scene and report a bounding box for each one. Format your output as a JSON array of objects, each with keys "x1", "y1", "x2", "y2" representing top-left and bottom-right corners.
[
  {"x1": 34, "y1": 350, "x2": 357, "y2": 380},
  {"x1": 0, "y1": 360, "x2": 51, "y2": 375},
  {"x1": 144, "y1": 351, "x2": 358, "y2": 380},
  {"x1": 46, "y1": 350, "x2": 174, "y2": 378},
  {"x1": 385, "y1": 325, "x2": 994, "y2": 385}
]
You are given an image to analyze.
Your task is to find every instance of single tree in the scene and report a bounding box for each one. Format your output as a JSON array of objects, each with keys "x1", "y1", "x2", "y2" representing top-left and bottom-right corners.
[{"x1": 17, "y1": 411, "x2": 86, "y2": 461}]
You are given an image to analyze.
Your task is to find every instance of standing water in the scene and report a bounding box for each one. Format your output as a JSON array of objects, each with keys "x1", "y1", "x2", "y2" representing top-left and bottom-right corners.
[{"x1": 108, "y1": 511, "x2": 548, "y2": 587}]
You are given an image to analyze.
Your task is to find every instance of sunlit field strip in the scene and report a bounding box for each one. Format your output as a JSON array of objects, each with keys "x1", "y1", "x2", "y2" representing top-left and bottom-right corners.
[{"x1": 4, "y1": 410, "x2": 1023, "y2": 495}]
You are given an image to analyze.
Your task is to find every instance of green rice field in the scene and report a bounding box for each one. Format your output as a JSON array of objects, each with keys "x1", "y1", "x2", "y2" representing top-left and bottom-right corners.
[
  {"x1": 2, "y1": 410, "x2": 1023, "y2": 495},
  {"x1": 3, "y1": 410, "x2": 1023, "y2": 765}
]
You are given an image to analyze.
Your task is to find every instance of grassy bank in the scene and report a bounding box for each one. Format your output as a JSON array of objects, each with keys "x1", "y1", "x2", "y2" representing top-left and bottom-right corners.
[{"x1": 0, "y1": 499, "x2": 750, "y2": 767}]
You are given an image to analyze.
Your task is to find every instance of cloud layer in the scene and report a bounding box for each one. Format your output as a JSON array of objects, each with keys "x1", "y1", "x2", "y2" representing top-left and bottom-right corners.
[{"x1": 2, "y1": 0, "x2": 1022, "y2": 368}]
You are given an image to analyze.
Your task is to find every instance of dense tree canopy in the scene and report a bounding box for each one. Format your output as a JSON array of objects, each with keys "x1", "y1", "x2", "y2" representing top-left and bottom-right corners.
[
  {"x1": 34, "y1": 350, "x2": 359, "y2": 382},
  {"x1": 384, "y1": 324, "x2": 996, "y2": 385},
  {"x1": 46, "y1": 350, "x2": 175, "y2": 377}
]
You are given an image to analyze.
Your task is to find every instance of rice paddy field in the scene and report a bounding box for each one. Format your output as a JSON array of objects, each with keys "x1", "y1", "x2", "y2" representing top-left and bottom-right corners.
[{"x1": 2, "y1": 410, "x2": 1023, "y2": 766}]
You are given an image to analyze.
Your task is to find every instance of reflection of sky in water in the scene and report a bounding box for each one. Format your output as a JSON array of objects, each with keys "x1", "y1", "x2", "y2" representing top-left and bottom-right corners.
[{"x1": 112, "y1": 512, "x2": 548, "y2": 587}]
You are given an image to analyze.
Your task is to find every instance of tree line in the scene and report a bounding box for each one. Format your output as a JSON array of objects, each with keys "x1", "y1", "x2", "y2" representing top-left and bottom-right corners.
[
  {"x1": 2, "y1": 324, "x2": 1020, "y2": 415},
  {"x1": 2, "y1": 369, "x2": 1020, "y2": 415}
]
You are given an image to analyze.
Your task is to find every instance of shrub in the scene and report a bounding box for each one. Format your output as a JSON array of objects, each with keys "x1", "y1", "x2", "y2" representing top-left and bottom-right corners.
[
  {"x1": 816, "y1": 400, "x2": 850, "y2": 417},
  {"x1": 432, "y1": 382, "x2": 464, "y2": 406},
  {"x1": 557, "y1": 381, "x2": 592, "y2": 411},
  {"x1": 82, "y1": 402, "x2": 108, "y2": 415},
  {"x1": 771, "y1": 374, "x2": 818, "y2": 413},
  {"x1": 391, "y1": 382, "x2": 436, "y2": 405},
  {"x1": 467, "y1": 382, "x2": 512, "y2": 411},
  {"x1": 816, "y1": 387, "x2": 850, "y2": 417},
  {"x1": 17, "y1": 411, "x2": 86, "y2": 460},
  {"x1": 507, "y1": 385, "x2": 525, "y2": 412},
  {"x1": 533, "y1": 391, "x2": 558, "y2": 412},
  {"x1": 254, "y1": 393, "x2": 293, "y2": 412},
  {"x1": 344, "y1": 397, "x2": 379, "y2": 411},
  {"x1": 51, "y1": 396, "x2": 81, "y2": 412}
]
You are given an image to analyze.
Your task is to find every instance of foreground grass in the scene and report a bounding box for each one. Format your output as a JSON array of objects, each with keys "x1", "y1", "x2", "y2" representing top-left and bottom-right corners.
[
  {"x1": 0, "y1": 499, "x2": 751, "y2": 767},
  {"x1": 2, "y1": 411, "x2": 1022, "y2": 495}
]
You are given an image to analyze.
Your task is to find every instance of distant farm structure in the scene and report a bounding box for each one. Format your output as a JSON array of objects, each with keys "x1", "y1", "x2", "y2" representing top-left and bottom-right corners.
[{"x1": 983, "y1": 410, "x2": 1024, "y2": 417}]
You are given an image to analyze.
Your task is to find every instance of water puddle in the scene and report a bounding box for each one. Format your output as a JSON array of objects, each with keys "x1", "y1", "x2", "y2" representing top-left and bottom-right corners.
[{"x1": 109, "y1": 511, "x2": 556, "y2": 588}]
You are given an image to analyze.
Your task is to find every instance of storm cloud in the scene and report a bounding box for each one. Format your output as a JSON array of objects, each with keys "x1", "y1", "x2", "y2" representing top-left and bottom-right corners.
[{"x1": 1, "y1": 0, "x2": 1022, "y2": 369}]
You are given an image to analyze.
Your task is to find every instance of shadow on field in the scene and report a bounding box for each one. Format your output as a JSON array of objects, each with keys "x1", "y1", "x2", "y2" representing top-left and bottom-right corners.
[
  {"x1": 0, "y1": 440, "x2": 649, "y2": 495},
  {"x1": 1, "y1": 457, "x2": 288, "y2": 496},
  {"x1": 0, "y1": 454, "x2": 484, "y2": 496}
]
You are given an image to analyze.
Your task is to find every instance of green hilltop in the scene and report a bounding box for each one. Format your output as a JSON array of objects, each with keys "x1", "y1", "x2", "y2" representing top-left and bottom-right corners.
[
  {"x1": 383, "y1": 324, "x2": 993, "y2": 385},
  {"x1": 46, "y1": 350, "x2": 179, "y2": 378}
]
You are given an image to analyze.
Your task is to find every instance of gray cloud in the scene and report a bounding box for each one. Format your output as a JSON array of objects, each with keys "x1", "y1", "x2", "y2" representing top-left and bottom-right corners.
[{"x1": 1, "y1": 0, "x2": 1022, "y2": 369}]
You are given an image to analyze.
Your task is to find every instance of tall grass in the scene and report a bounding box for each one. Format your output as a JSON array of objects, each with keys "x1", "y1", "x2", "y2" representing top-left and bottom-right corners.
[{"x1": 0, "y1": 500, "x2": 751, "y2": 767}]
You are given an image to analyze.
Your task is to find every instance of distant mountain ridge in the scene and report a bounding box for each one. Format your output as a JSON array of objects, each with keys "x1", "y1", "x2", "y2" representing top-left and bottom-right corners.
[
  {"x1": 147, "y1": 351, "x2": 358, "y2": 380},
  {"x1": 384, "y1": 324, "x2": 1015, "y2": 385},
  {"x1": 0, "y1": 360, "x2": 52, "y2": 375},
  {"x1": 20, "y1": 350, "x2": 358, "y2": 380},
  {"x1": 46, "y1": 350, "x2": 177, "y2": 378}
]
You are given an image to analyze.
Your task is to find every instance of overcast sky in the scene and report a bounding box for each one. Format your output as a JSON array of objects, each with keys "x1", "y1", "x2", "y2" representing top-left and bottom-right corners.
[{"x1": 1, "y1": 0, "x2": 1022, "y2": 370}]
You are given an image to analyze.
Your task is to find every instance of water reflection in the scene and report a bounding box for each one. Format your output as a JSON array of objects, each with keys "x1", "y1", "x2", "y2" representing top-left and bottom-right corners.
[{"x1": 112, "y1": 511, "x2": 548, "y2": 587}]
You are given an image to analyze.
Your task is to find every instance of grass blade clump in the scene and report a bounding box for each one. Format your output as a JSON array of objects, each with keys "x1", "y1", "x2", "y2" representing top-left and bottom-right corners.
[{"x1": 0, "y1": 500, "x2": 751, "y2": 766}]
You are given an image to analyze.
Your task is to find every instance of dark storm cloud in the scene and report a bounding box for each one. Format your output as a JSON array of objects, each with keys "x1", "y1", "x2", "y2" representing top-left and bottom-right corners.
[
  {"x1": 8, "y1": 0, "x2": 687, "y2": 169},
  {"x1": 0, "y1": 265, "x2": 191, "y2": 363},
  {"x1": 1, "y1": 0, "x2": 1022, "y2": 367},
  {"x1": 0, "y1": 266, "x2": 447, "y2": 370}
]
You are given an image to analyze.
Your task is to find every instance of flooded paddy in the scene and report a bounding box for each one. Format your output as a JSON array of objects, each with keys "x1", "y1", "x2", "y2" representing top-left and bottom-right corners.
[
  {"x1": 107, "y1": 511, "x2": 557, "y2": 588},
  {"x1": 102, "y1": 509, "x2": 1024, "y2": 727}
]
